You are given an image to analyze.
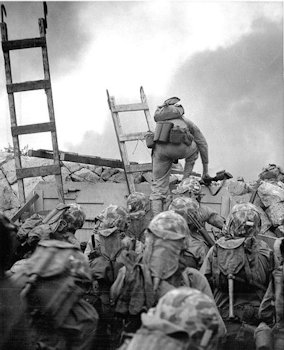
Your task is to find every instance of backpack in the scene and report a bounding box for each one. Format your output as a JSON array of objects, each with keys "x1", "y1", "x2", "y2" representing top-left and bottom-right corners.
[
  {"x1": 212, "y1": 237, "x2": 269, "y2": 297},
  {"x1": 153, "y1": 97, "x2": 184, "y2": 122},
  {"x1": 16, "y1": 240, "x2": 91, "y2": 328}
]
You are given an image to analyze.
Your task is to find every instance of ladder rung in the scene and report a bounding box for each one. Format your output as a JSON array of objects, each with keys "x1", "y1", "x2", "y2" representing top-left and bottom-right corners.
[
  {"x1": 7, "y1": 79, "x2": 51, "y2": 93},
  {"x1": 11, "y1": 193, "x2": 39, "y2": 222},
  {"x1": 2, "y1": 37, "x2": 46, "y2": 52},
  {"x1": 125, "y1": 163, "x2": 152, "y2": 173},
  {"x1": 11, "y1": 122, "x2": 56, "y2": 136},
  {"x1": 119, "y1": 131, "x2": 147, "y2": 142},
  {"x1": 16, "y1": 165, "x2": 61, "y2": 179},
  {"x1": 111, "y1": 103, "x2": 149, "y2": 113}
]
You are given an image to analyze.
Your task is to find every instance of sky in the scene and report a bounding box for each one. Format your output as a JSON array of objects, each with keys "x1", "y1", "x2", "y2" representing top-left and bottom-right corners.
[{"x1": 0, "y1": 1, "x2": 283, "y2": 181}]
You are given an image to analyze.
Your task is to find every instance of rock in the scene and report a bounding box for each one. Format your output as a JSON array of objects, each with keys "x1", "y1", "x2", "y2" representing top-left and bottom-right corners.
[
  {"x1": 1, "y1": 158, "x2": 17, "y2": 184},
  {"x1": 2, "y1": 207, "x2": 19, "y2": 220},
  {"x1": 62, "y1": 162, "x2": 82, "y2": 174},
  {"x1": 0, "y1": 169, "x2": 6, "y2": 180},
  {"x1": 21, "y1": 156, "x2": 53, "y2": 169},
  {"x1": 61, "y1": 166, "x2": 72, "y2": 181},
  {"x1": 0, "y1": 185, "x2": 20, "y2": 211},
  {"x1": 72, "y1": 168, "x2": 100, "y2": 183},
  {"x1": 265, "y1": 201, "x2": 284, "y2": 226},
  {"x1": 0, "y1": 152, "x2": 13, "y2": 166},
  {"x1": 257, "y1": 182, "x2": 284, "y2": 207},
  {"x1": 101, "y1": 168, "x2": 119, "y2": 181},
  {"x1": 142, "y1": 172, "x2": 153, "y2": 183},
  {"x1": 94, "y1": 166, "x2": 104, "y2": 176},
  {"x1": 0, "y1": 176, "x2": 10, "y2": 189},
  {"x1": 85, "y1": 164, "x2": 97, "y2": 172},
  {"x1": 133, "y1": 172, "x2": 143, "y2": 184},
  {"x1": 109, "y1": 171, "x2": 126, "y2": 183}
]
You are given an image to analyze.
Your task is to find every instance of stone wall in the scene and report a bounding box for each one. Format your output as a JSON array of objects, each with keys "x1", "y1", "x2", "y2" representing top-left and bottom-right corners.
[{"x1": 0, "y1": 151, "x2": 153, "y2": 219}]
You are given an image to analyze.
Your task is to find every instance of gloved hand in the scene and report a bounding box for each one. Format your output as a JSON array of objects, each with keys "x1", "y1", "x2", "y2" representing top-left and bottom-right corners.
[{"x1": 202, "y1": 163, "x2": 210, "y2": 181}]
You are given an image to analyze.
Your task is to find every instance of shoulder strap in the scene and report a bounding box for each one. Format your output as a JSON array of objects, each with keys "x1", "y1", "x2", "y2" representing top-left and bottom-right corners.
[{"x1": 91, "y1": 234, "x2": 96, "y2": 250}]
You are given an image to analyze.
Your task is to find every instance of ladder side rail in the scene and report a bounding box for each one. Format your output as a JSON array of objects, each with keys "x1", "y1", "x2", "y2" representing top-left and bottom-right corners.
[
  {"x1": 140, "y1": 86, "x2": 152, "y2": 131},
  {"x1": 0, "y1": 22, "x2": 25, "y2": 204},
  {"x1": 107, "y1": 91, "x2": 135, "y2": 193},
  {"x1": 39, "y1": 18, "x2": 64, "y2": 203}
]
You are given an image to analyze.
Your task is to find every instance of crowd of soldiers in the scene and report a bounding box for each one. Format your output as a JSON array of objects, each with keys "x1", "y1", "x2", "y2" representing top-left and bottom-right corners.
[{"x1": 0, "y1": 97, "x2": 283, "y2": 350}]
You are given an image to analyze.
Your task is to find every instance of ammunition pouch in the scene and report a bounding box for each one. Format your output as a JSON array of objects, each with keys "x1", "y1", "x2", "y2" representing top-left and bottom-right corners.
[
  {"x1": 169, "y1": 127, "x2": 193, "y2": 146},
  {"x1": 145, "y1": 131, "x2": 155, "y2": 149},
  {"x1": 154, "y1": 122, "x2": 173, "y2": 143},
  {"x1": 154, "y1": 122, "x2": 193, "y2": 146}
]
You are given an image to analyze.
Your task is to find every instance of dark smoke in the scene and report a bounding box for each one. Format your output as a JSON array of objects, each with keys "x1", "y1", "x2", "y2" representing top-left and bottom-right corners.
[{"x1": 167, "y1": 18, "x2": 283, "y2": 180}]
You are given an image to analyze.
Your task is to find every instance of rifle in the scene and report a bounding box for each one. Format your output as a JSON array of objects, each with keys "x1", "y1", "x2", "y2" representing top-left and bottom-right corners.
[
  {"x1": 201, "y1": 170, "x2": 233, "y2": 186},
  {"x1": 186, "y1": 211, "x2": 215, "y2": 247},
  {"x1": 201, "y1": 170, "x2": 233, "y2": 196}
]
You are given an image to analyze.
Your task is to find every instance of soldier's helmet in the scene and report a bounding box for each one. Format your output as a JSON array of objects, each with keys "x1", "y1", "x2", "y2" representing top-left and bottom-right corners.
[
  {"x1": 62, "y1": 203, "x2": 86, "y2": 232},
  {"x1": 142, "y1": 287, "x2": 221, "y2": 349},
  {"x1": 98, "y1": 204, "x2": 129, "y2": 237},
  {"x1": 169, "y1": 196, "x2": 199, "y2": 220},
  {"x1": 259, "y1": 164, "x2": 283, "y2": 180},
  {"x1": 127, "y1": 192, "x2": 149, "y2": 213},
  {"x1": 148, "y1": 210, "x2": 189, "y2": 240},
  {"x1": 173, "y1": 176, "x2": 202, "y2": 196},
  {"x1": 227, "y1": 202, "x2": 261, "y2": 238}
]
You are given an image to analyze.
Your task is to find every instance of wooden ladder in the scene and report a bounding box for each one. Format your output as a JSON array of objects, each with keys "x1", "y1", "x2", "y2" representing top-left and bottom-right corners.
[
  {"x1": 0, "y1": 4, "x2": 64, "y2": 205},
  {"x1": 107, "y1": 86, "x2": 153, "y2": 194}
]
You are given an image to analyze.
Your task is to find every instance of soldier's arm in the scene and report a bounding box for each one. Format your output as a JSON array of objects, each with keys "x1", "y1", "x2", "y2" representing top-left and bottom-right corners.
[
  {"x1": 183, "y1": 117, "x2": 209, "y2": 169},
  {"x1": 258, "y1": 279, "x2": 275, "y2": 324},
  {"x1": 200, "y1": 206, "x2": 225, "y2": 230},
  {"x1": 84, "y1": 237, "x2": 93, "y2": 257}
]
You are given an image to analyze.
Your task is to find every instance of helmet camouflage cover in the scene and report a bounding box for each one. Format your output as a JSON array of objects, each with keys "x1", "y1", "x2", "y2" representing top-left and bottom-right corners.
[
  {"x1": 169, "y1": 196, "x2": 199, "y2": 220},
  {"x1": 142, "y1": 287, "x2": 221, "y2": 349},
  {"x1": 144, "y1": 211, "x2": 189, "y2": 281},
  {"x1": 227, "y1": 202, "x2": 261, "y2": 238},
  {"x1": 62, "y1": 203, "x2": 86, "y2": 232},
  {"x1": 148, "y1": 210, "x2": 189, "y2": 240},
  {"x1": 127, "y1": 192, "x2": 149, "y2": 213},
  {"x1": 97, "y1": 204, "x2": 129, "y2": 237},
  {"x1": 173, "y1": 176, "x2": 202, "y2": 196}
]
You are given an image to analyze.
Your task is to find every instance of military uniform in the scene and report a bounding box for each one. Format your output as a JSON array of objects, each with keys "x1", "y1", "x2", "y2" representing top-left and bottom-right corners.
[
  {"x1": 11, "y1": 239, "x2": 98, "y2": 350},
  {"x1": 18, "y1": 203, "x2": 85, "y2": 256},
  {"x1": 258, "y1": 237, "x2": 284, "y2": 350},
  {"x1": 201, "y1": 203, "x2": 274, "y2": 350},
  {"x1": 169, "y1": 196, "x2": 225, "y2": 269},
  {"x1": 149, "y1": 97, "x2": 209, "y2": 216},
  {"x1": 119, "y1": 287, "x2": 225, "y2": 350},
  {"x1": 111, "y1": 211, "x2": 224, "y2": 332},
  {"x1": 87, "y1": 205, "x2": 131, "y2": 350},
  {"x1": 172, "y1": 175, "x2": 203, "y2": 202},
  {"x1": 126, "y1": 192, "x2": 152, "y2": 243}
]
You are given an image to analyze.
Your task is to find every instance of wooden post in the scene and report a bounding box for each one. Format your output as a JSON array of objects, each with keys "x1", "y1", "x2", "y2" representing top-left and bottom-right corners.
[
  {"x1": 39, "y1": 18, "x2": 64, "y2": 203},
  {"x1": 0, "y1": 22, "x2": 26, "y2": 205}
]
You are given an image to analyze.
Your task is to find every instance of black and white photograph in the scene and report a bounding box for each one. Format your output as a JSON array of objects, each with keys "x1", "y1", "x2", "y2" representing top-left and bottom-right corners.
[{"x1": 0, "y1": 1, "x2": 283, "y2": 349}]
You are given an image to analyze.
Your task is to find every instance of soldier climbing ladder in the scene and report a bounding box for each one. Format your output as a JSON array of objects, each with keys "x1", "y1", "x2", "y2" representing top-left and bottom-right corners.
[{"x1": 107, "y1": 86, "x2": 153, "y2": 193}]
